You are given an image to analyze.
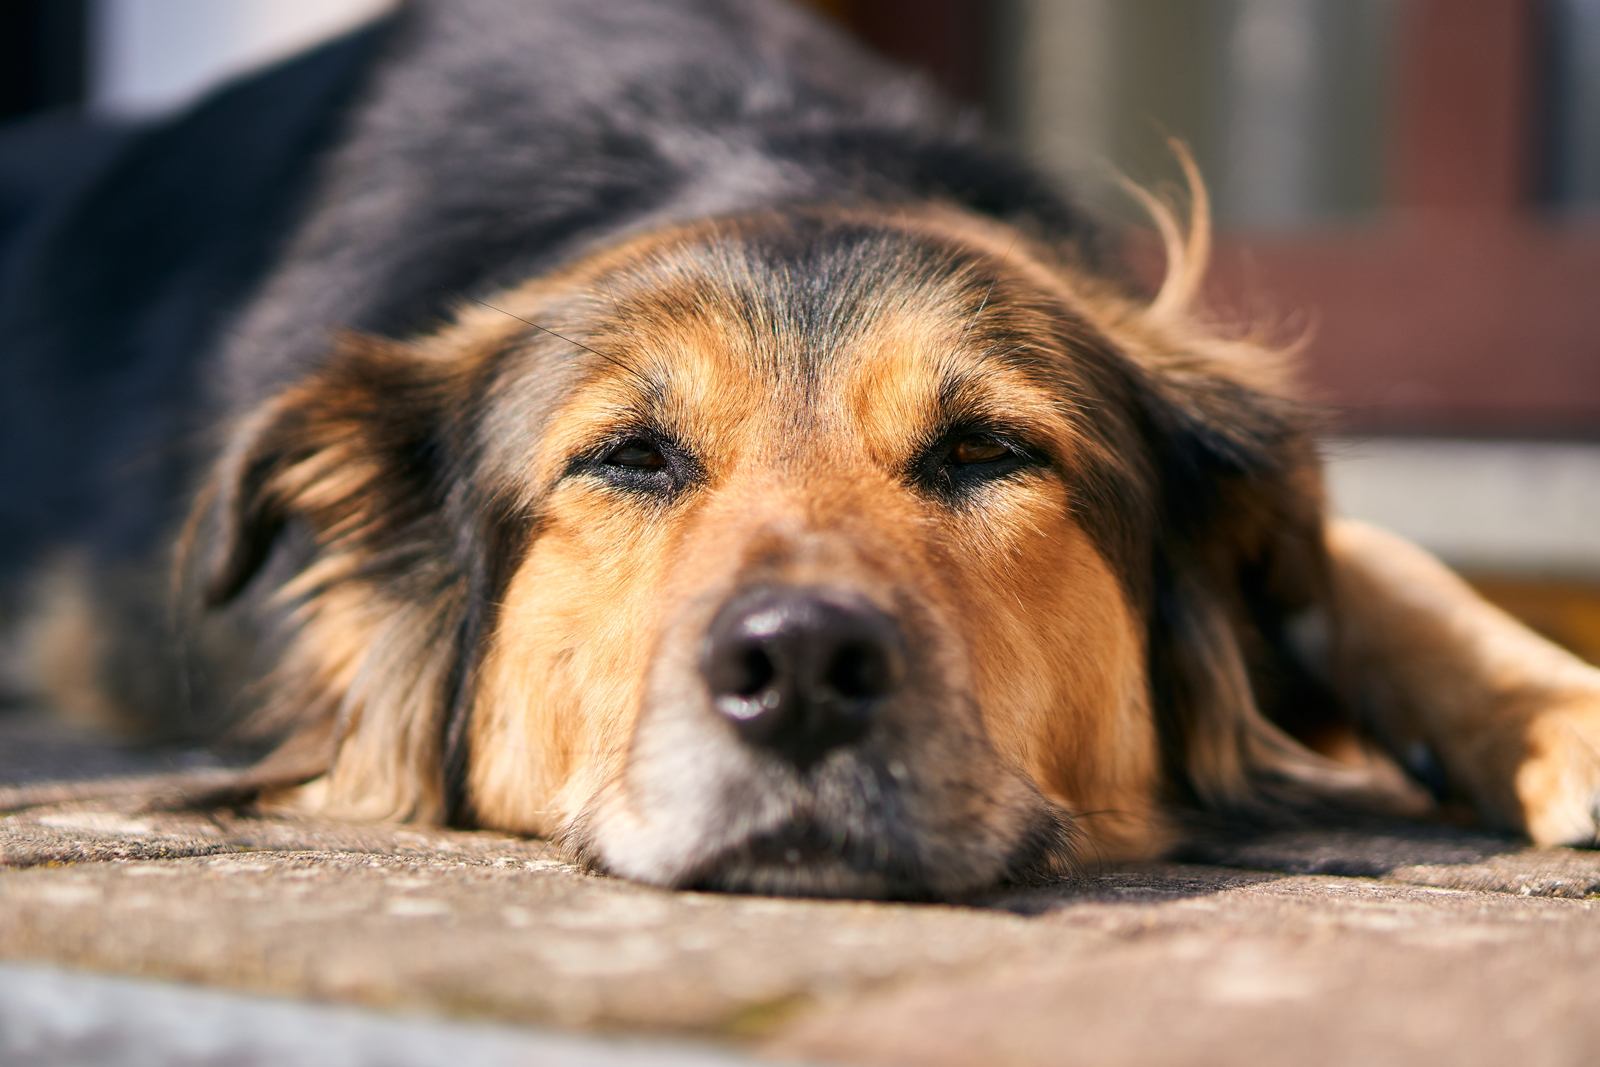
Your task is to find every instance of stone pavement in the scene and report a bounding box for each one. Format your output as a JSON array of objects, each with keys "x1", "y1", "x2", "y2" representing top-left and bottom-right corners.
[
  {"x1": 0, "y1": 962, "x2": 759, "y2": 1067},
  {"x1": 3, "y1": 708, "x2": 1599, "y2": 1066}
]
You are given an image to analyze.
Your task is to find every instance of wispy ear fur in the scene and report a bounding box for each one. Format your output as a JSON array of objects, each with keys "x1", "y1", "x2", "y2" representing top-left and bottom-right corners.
[
  {"x1": 202, "y1": 333, "x2": 513, "y2": 823},
  {"x1": 1113, "y1": 148, "x2": 1410, "y2": 821}
]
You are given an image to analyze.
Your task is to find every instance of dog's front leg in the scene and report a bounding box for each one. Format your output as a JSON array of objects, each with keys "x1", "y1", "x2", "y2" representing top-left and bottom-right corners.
[{"x1": 1325, "y1": 518, "x2": 1600, "y2": 846}]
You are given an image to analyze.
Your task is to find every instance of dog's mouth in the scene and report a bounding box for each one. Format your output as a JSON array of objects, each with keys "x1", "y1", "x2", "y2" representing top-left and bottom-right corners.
[
  {"x1": 580, "y1": 743, "x2": 1081, "y2": 898},
  {"x1": 588, "y1": 747, "x2": 945, "y2": 899},
  {"x1": 581, "y1": 746, "x2": 1081, "y2": 900},
  {"x1": 679, "y1": 817, "x2": 930, "y2": 899},
  {"x1": 674, "y1": 804, "x2": 1076, "y2": 900}
]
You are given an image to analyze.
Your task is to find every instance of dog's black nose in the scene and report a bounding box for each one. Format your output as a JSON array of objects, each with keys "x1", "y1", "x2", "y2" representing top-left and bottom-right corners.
[{"x1": 702, "y1": 587, "x2": 903, "y2": 765}]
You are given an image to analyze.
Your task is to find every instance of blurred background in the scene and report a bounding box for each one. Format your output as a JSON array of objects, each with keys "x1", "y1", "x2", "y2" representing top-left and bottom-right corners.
[{"x1": 2, "y1": 0, "x2": 1597, "y2": 659}]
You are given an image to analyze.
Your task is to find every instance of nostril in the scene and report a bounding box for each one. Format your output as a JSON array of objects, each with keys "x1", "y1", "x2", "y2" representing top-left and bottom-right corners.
[
  {"x1": 734, "y1": 645, "x2": 775, "y2": 697},
  {"x1": 825, "y1": 642, "x2": 890, "y2": 700}
]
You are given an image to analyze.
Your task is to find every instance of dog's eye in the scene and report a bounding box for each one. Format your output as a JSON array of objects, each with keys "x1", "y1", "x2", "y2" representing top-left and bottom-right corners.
[
  {"x1": 604, "y1": 440, "x2": 667, "y2": 469},
  {"x1": 946, "y1": 434, "x2": 1010, "y2": 466},
  {"x1": 578, "y1": 432, "x2": 697, "y2": 497},
  {"x1": 912, "y1": 428, "x2": 1037, "y2": 502}
]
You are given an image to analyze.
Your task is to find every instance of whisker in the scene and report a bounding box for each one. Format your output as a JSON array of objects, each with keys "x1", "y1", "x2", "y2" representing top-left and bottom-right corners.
[
  {"x1": 468, "y1": 297, "x2": 653, "y2": 390},
  {"x1": 959, "y1": 233, "x2": 1019, "y2": 348}
]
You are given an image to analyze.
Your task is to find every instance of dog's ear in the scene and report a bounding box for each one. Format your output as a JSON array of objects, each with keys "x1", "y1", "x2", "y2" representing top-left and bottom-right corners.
[
  {"x1": 205, "y1": 334, "x2": 457, "y2": 606},
  {"x1": 1098, "y1": 151, "x2": 1409, "y2": 820},
  {"x1": 198, "y1": 333, "x2": 495, "y2": 823},
  {"x1": 1129, "y1": 346, "x2": 1407, "y2": 821}
]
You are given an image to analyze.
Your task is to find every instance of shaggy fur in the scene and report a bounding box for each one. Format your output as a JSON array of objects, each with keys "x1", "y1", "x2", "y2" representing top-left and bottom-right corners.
[{"x1": 3, "y1": 0, "x2": 1599, "y2": 899}]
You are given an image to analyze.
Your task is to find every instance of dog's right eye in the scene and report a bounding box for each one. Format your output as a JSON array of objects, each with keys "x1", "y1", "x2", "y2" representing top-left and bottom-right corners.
[
  {"x1": 947, "y1": 434, "x2": 1010, "y2": 466},
  {"x1": 582, "y1": 434, "x2": 694, "y2": 497},
  {"x1": 604, "y1": 440, "x2": 667, "y2": 470}
]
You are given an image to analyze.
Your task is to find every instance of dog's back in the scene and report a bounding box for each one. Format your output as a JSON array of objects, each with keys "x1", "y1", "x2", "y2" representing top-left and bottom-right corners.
[{"x1": 212, "y1": 0, "x2": 1097, "y2": 413}]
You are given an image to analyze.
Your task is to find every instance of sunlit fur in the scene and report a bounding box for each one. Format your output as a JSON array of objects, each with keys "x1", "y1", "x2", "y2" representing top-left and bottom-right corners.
[
  {"x1": 175, "y1": 119, "x2": 1600, "y2": 906},
  {"x1": 12, "y1": 0, "x2": 1600, "y2": 895},
  {"x1": 194, "y1": 190, "x2": 1393, "y2": 896},
  {"x1": 181, "y1": 174, "x2": 1600, "y2": 894},
  {"x1": 463, "y1": 210, "x2": 1166, "y2": 883}
]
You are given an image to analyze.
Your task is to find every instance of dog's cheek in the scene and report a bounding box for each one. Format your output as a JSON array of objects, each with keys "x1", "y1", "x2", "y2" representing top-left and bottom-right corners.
[
  {"x1": 464, "y1": 490, "x2": 677, "y2": 836},
  {"x1": 944, "y1": 482, "x2": 1167, "y2": 860}
]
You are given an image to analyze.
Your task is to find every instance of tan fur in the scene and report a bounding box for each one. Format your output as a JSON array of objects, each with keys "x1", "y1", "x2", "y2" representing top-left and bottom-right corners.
[
  {"x1": 211, "y1": 193, "x2": 1600, "y2": 892},
  {"x1": 1327, "y1": 520, "x2": 1600, "y2": 844},
  {"x1": 464, "y1": 231, "x2": 1171, "y2": 859}
]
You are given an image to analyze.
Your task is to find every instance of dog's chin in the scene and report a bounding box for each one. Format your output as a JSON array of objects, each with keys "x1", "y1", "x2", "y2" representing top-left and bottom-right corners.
[
  {"x1": 580, "y1": 780, "x2": 1080, "y2": 902},
  {"x1": 687, "y1": 853, "x2": 917, "y2": 900},
  {"x1": 673, "y1": 809, "x2": 1077, "y2": 900},
  {"x1": 577, "y1": 683, "x2": 1084, "y2": 900},
  {"x1": 677, "y1": 824, "x2": 932, "y2": 900}
]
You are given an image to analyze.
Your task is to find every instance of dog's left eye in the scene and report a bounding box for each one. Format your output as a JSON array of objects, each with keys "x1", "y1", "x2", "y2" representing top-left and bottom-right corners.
[
  {"x1": 604, "y1": 440, "x2": 667, "y2": 469},
  {"x1": 913, "y1": 428, "x2": 1036, "y2": 501},
  {"x1": 946, "y1": 434, "x2": 1010, "y2": 466}
]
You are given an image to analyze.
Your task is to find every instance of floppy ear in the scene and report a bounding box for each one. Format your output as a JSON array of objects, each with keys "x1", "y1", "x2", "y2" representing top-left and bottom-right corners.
[
  {"x1": 202, "y1": 334, "x2": 500, "y2": 823},
  {"x1": 1095, "y1": 149, "x2": 1418, "y2": 822},
  {"x1": 1131, "y1": 348, "x2": 1416, "y2": 822},
  {"x1": 208, "y1": 335, "x2": 449, "y2": 604}
]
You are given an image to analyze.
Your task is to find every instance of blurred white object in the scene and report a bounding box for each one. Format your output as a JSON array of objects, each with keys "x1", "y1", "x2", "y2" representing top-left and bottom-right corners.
[
  {"x1": 1325, "y1": 438, "x2": 1600, "y2": 577},
  {"x1": 90, "y1": 0, "x2": 396, "y2": 117}
]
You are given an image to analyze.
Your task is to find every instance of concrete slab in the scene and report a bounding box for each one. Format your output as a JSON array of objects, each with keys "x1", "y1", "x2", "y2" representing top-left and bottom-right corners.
[
  {"x1": 4, "y1": 709, "x2": 1600, "y2": 1066},
  {"x1": 3, "y1": 798, "x2": 1599, "y2": 1066}
]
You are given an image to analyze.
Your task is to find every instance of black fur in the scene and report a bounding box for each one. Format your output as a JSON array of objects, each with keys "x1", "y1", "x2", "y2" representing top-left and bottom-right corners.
[
  {"x1": 0, "y1": 25, "x2": 389, "y2": 591},
  {"x1": 0, "y1": 0, "x2": 1359, "y2": 864},
  {"x1": 0, "y1": 0, "x2": 1101, "y2": 722}
]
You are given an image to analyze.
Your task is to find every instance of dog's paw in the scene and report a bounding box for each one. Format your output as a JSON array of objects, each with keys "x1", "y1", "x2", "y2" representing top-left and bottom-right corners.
[{"x1": 1515, "y1": 691, "x2": 1600, "y2": 847}]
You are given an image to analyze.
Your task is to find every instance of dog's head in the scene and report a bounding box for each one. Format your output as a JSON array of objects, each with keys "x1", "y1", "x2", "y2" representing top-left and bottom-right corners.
[{"x1": 207, "y1": 203, "x2": 1339, "y2": 898}]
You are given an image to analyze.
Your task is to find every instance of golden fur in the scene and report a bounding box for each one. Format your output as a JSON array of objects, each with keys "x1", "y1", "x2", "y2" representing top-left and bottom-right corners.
[
  {"x1": 184, "y1": 191, "x2": 1600, "y2": 897},
  {"x1": 10, "y1": 0, "x2": 1597, "y2": 900}
]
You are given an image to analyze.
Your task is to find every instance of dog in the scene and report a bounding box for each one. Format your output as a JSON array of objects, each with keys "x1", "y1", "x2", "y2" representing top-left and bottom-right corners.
[{"x1": 3, "y1": 0, "x2": 1598, "y2": 899}]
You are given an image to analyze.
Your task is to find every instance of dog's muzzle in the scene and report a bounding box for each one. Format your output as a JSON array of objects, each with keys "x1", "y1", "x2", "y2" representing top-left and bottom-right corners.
[
  {"x1": 701, "y1": 586, "x2": 905, "y2": 768},
  {"x1": 585, "y1": 577, "x2": 1067, "y2": 899}
]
